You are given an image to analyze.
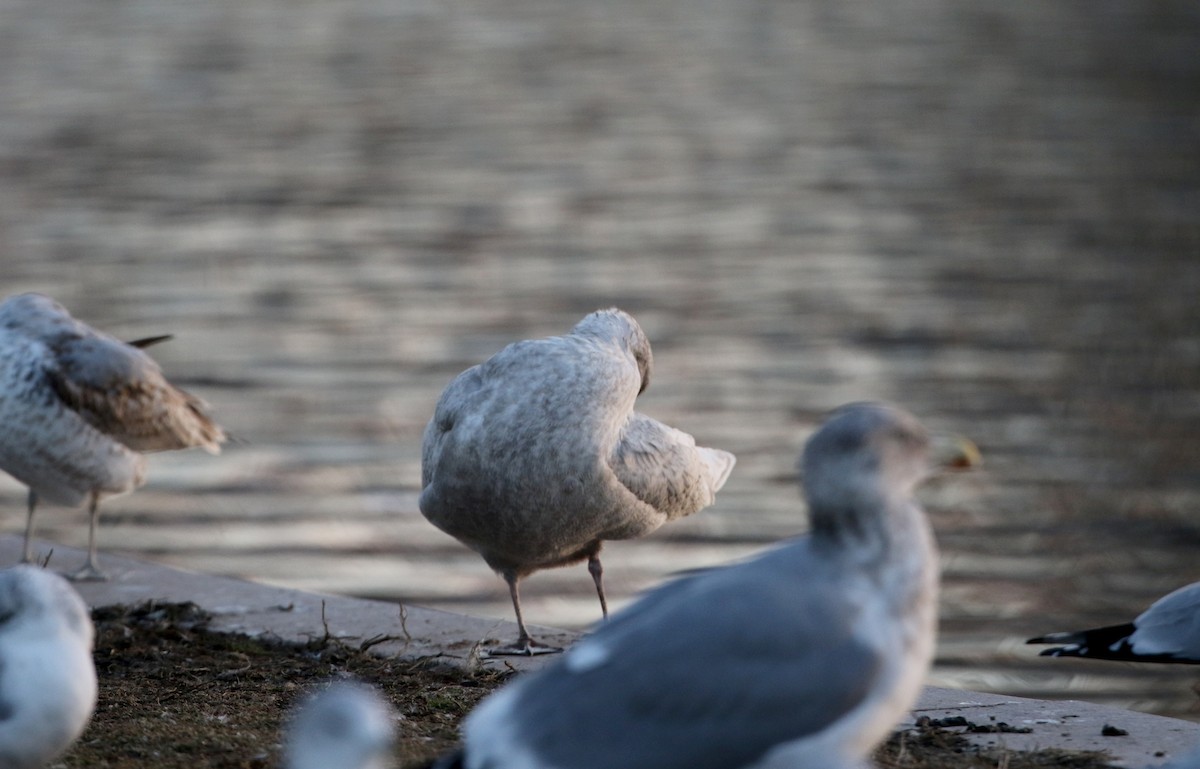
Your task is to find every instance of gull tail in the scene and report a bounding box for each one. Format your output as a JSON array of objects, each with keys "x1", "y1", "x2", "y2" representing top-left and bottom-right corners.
[{"x1": 699, "y1": 447, "x2": 736, "y2": 493}]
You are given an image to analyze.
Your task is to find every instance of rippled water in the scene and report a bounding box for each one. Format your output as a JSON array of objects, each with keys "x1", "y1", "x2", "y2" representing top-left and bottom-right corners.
[{"x1": 1, "y1": 0, "x2": 1198, "y2": 720}]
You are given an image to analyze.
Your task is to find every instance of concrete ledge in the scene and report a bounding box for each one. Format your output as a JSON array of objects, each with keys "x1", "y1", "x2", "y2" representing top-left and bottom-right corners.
[
  {"x1": 910, "y1": 689, "x2": 1200, "y2": 768},
  {"x1": 5, "y1": 537, "x2": 573, "y2": 675},
  {"x1": 8, "y1": 537, "x2": 1199, "y2": 768}
]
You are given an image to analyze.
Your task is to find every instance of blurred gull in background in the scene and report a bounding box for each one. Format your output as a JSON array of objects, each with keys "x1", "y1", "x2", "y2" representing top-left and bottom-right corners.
[
  {"x1": 284, "y1": 681, "x2": 397, "y2": 769},
  {"x1": 419, "y1": 308, "x2": 735, "y2": 654},
  {"x1": 0, "y1": 565, "x2": 97, "y2": 769},
  {"x1": 1028, "y1": 580, "x2": 1200, "y2": 664},
  {"x1": 0, "y1": 293, "x2": 225, "y2": 580},
  {"x1": 423, "y1": 402, "x2": 979, "y2": 769}
]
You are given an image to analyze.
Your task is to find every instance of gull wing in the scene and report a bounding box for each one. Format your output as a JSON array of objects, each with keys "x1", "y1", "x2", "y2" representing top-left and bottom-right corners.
[
  {"x1": 48, "y1": 331, "x2": 224, "y2": 454},
  {"x1": 1131, "y1": 581, "x2": 1200, "y2": 660},
  {"x1": 466, "y1": 542, "x2": 883, "y2": 769},
  {"x1": 608, "y1": 412, "x2": 735, "y2": 521}
]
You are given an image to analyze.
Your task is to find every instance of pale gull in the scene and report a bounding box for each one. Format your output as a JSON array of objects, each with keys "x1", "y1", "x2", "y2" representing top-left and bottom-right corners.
[
  {"x1": 422, "y1": 402, "x2": 979, "y2": 769},
  {"x1": 1152, "y1": 743, "x2": 1200, "y2": 769},
  {"x1": 0, "y1": 565, "x2": 97, "y2": 769},
  {"x1": 419, "y1": 308, "x2": 735, "y2": 655},
  {"x1": 1027, "y1": 580, "x2": 1200, "y2": 664},
  {"x1": 0, "y1": 292, "x2": 226, "y2": 580},
  {"x1": 284, "y1": 682, "x2": 397, "y2": 769}
]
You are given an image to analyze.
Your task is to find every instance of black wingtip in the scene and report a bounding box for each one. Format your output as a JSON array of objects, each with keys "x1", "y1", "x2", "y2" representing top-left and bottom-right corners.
[
  {"x1": 1038, "y1": 646, "x2": 1074, "y2": 658},
  {"x1": 1025, "y1": 622, "x2": 1200, "y2": 664},
  {"x1": 127, "y1": 334, "x2": 175, "y2": 349},
  {"x1": 1025, "y1": 623, "x2": 1135, "y2": 653}
]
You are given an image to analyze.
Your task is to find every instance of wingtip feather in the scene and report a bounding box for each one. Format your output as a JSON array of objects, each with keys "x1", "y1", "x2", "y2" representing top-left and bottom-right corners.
[
  {"x1": 702, "y1": 448, "x2": 736, "y2": 493},
  {"x1": 1038, "y1": 647, "x2": 1075, "y2": 657}
]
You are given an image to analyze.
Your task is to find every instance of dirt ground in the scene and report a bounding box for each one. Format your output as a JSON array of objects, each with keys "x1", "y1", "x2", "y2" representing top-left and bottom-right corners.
[
  {"x1": 61, "y1": 602, "x2": 1121, "y2": 769},
  {"x1": 63, "y1": 602, "x2": 501, "y2": 769}
]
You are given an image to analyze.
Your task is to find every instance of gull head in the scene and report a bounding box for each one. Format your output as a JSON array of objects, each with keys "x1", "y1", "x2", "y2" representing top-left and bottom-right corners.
[
  {"x1": 0, "y1": 566, "x2": 97, "y2": 769},
  {"x1": 0, "y1": 565, "x2": 94, "y2": 648},
  {"x1": 573, "y1": 308, "x2": 653, "y2": 393},
  {"x1": 800, "y1": 403, "x2": 979, "y2": 539},
  {"x1": 0, "y1": 293, "x2": 73, "y2": 335},
  {"x1": 284, "y1": 682, "x2": 397, "y2": 769}
]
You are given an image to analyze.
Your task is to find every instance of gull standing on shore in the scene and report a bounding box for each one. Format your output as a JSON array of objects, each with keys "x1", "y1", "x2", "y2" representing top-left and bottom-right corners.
[
  {"x1": 422, "y1": 402, "x2": 979, "y2": 769},
  {"x1": 1028, "y1": 580, "x2": 1200, "y2": 664},
  {"x1": 0, "y1": 293, "x2": 226, "y2": 580},
  {"x1": 419, "y1": 308, "x2": 735, "y2": 654},
  {"x1": 0, "y1": 565, "x2": 97, "y2": 769}
]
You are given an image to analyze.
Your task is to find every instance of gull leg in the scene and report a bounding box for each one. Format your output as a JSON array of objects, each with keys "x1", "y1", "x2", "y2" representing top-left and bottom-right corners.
[
  {"x1": 588, "y1": 552, "x2": 609, "y2": 619},
  {"x1": 21, "y1": 489, "x2": 38, "y2": 564},
  {"x1": 486, "y1": 569, "x2": 561, "y2": 657},
  {"x1": 68, "y1": 492, "x2": 107, "y2": 582}
]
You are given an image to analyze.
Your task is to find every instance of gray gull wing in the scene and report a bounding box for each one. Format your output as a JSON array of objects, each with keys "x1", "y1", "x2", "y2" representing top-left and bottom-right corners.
[
  {"x1": 1132, "y1": 581, "x2": 1200, "y2": 659},
  {"x1": 463, "y1": 542, "x2": 885, "y2": 769}
]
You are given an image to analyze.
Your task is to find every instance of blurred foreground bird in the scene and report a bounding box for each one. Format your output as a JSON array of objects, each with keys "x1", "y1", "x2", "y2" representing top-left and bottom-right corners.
[
  {"x1": 421, "y1": 402, "x2": 979, "y2": 769},
  {"x1": 1152, "y1": 743, "x2": 1200, "y2": 769},
  {"x1": 284, "y1": 682, "x2": 396, "y2": 769},
  {"x1": 419, "y1": 309, "x2": 735, "y2": 654},
  {"x1": 0, "y1": 565, "x2": 97, "y2": 769},
  {"x1": 1028, "y1": 580, "x2": 1200, "y2": 664},
  {"x1": 0, "y1": 293, "x2": 226, "y2": 580}
]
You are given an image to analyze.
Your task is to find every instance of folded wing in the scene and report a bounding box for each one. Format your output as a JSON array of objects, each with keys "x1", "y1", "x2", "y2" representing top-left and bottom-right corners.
[{"x1": 609, "y1": 412, "x2": 735, "y2": 521}]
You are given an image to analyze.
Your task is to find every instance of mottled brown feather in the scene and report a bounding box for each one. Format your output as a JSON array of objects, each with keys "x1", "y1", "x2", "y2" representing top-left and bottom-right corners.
[{"x1": 48, "y1": 372, "x2": 224, "y2": 455}]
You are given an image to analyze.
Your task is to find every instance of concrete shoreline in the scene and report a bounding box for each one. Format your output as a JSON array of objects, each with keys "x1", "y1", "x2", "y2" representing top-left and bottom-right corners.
[{"x1": 9, "y1": 536, "x2": 1198, "y2": 768}]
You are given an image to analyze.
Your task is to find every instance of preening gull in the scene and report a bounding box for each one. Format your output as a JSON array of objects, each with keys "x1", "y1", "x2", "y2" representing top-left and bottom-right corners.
[
  {"x1": 0, "y1": 293, "x2": 226, "y2": 580},
  {"x1": 423, "y1": 402, "x2": 979, "y2": 769},
  {"x1": 419, "y1": 308, "x2": 735, "y2": 654},
  {"x1": 0, "y1": 565, "x2": 97, "y2": 769},
  {"x1": 1027, "y1": 580, "x2": 1200, "y2": 664},
  {"x1": 284, "y1": 682, "x2": 396, "y2": 769}
]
